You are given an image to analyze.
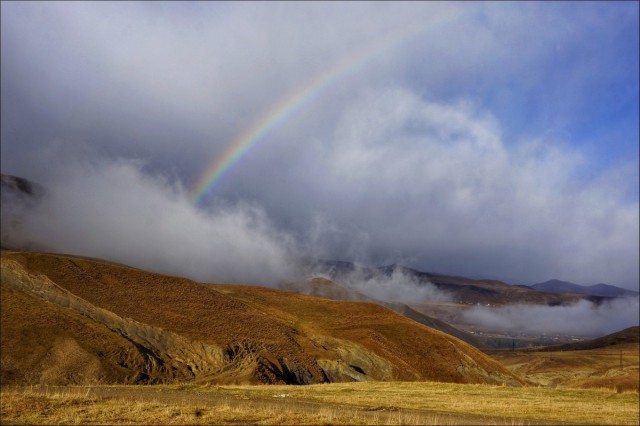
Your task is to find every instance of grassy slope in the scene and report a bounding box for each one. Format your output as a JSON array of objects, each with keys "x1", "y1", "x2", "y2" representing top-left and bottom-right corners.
[
  {"x1": 491, "y1": 343, "x2": 640, "y2": 392},
  {"x1": 215, "y1": 283, "x2": 513, "y2": 383},
  {"x1": 1, "y1": 250, "x2": 521, "y2": 386},
  {"x1": 489, "y1": 327, "x2": 640, "y2": 392},
  {"x1": 0, "y1": 286, "x2": 147, "y2": 385},
  {"x1": 281, "y1": 278, "x2": 487, "y2": 348}
]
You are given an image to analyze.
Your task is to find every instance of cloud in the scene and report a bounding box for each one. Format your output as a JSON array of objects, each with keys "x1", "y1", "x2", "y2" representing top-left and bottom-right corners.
[
  {"x1": 462, "y1": 297, "x2": 640, "y2": 337},
  {"x1": 1, "y1": 2, "x2": 638, "y2": 291},
  {"x1": 6, "y1": 155, "x2": 299, "y2": 285},
  {"x1": 320, "y1": 265, "x2": 451, "y2": 304},
  {"x1": 248, "y1": 88, "x2": 638, "y2": 289}
]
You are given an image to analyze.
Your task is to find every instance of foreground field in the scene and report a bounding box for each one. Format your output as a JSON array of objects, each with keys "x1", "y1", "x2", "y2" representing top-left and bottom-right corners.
[{"x1": 2, "y1": 381, "x2": 638, "y2": 425}]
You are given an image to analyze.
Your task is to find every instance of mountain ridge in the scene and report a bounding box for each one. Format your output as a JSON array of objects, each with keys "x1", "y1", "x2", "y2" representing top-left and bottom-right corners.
[
  {"x1": 310, "y1": 259, "x2": 612, "y2": 306},
  {"x1": 532, "y1": 279, "x2": 638, "y2": 298}
]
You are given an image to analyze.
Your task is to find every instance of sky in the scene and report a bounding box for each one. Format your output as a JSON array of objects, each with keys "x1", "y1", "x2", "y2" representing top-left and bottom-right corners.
[{"x1": 1, "y1": 1, "x2": 639, "y2": 290}]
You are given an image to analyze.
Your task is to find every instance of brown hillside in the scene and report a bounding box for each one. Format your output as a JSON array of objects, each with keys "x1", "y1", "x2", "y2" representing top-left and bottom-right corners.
[
  {"x1": 280, "y1": 277, "x2": 485, "y2": 349},
  {"x1": 535, "y1": 326, "x2": 640, "y2": 352},
  {"x1": 1, "y1": 250, "x2": 523, "y2": 387},
  {"x1": 1, "y1": 285, "x2": 150, "y2": 384}
]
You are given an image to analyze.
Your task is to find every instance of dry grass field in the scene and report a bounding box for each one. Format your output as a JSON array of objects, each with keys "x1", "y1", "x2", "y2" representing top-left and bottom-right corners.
[{"x1": 2, "y1": 381, "x2": 638, "y2": 425}]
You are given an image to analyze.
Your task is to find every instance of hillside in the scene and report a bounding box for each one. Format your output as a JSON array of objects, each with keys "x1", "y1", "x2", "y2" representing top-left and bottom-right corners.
[
  {"x1": 0, "y1": 250, "x2": 523, "y2": 387},
  {"x1": 536, "y1": 326, "x2": 640, "y2": 352}
]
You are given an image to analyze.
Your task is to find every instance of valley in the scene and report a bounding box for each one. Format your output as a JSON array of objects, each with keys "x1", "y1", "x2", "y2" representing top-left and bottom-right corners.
[{"x1": 408, "y1": 301, "x2": 589, "y2": 348}]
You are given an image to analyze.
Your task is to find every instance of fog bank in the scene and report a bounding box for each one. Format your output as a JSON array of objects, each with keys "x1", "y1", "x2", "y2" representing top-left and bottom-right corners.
[{"x1": 462, "y1": 298, "x2": 640, "y2": 337}]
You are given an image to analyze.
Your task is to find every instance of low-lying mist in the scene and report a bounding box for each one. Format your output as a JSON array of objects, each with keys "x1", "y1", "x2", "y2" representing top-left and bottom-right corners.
[
  {"x1": 311, "y1": 264, "x2": 451, "y2": 304},
  {"x1": 1, "y1": 159, "x2": 301, "y2": 285},
  {"x1": 2, "y1": 156, "x2": 637, "y2": 341},
  {"x1": 462, "y1": 297, "x2": 640, "y2": 337}
]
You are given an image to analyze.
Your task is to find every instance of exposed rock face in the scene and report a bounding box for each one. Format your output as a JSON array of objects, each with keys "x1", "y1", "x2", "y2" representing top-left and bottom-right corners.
[
  {"x1": 1, "y1": 174, "x2": 39, "y2": 196},
  {"x1": 0, "y1": 174, "x2": 45, "y2": 251},
  {"x1": 1, "y1": 251, "x2": 524, "y2": 386}
]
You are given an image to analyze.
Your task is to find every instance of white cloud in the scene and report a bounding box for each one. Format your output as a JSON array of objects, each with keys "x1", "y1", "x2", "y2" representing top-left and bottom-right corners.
[
  {"x1": 338, "y1": 266, "x2": 451, "y2": 304},
  {"x1": 294, "y1": 88, "x2": 639, "y2": 288},
  {"x1": 12, "y1": 157, "x2": 298, "y2": 285}
]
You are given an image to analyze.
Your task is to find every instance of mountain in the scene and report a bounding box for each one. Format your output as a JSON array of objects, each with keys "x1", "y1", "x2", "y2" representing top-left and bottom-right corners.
[
  {"x1": 0, "y1": 250, "x2": 523, "y2": 387},
  {"x1": 531, "y1": 279, "x2": 588, "y2": 294},
  {"x1": 532, "y1": 279, "x2": 638, "y2": 298},
  {"x1": 586, "y1": 283, "x2": 639, "y2": 298}
]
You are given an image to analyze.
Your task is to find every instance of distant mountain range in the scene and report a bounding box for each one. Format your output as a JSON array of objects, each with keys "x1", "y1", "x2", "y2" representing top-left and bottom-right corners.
[
  {"x1": 531, "y1": 279, "x2": 638, "y2": 298},
  {"x1": 310, "y1": 260, "x2": 613, "y2": 306}
]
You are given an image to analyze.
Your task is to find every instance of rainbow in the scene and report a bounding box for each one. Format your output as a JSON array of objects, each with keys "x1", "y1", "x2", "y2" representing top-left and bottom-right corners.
[{"x1": 190, "y1": 10, "x2": 460, "y2": 205}]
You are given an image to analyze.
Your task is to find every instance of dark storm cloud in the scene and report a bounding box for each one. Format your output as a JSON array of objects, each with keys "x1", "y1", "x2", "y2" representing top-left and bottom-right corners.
[{"x1": 1, "y1": 2, "x2": 638, "y2": 290}]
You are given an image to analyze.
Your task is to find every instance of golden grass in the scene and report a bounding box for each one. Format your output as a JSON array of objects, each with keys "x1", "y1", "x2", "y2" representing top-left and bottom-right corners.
[
  {"x1": 1, "y1": 388, "x2": 457, "y2": 425},
  {"x1": 2, "y1": 381, "x2": 637, "y2": 425},
  {"x1": 201, "y1": 381, "x2": 639, "y2": 425}
]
